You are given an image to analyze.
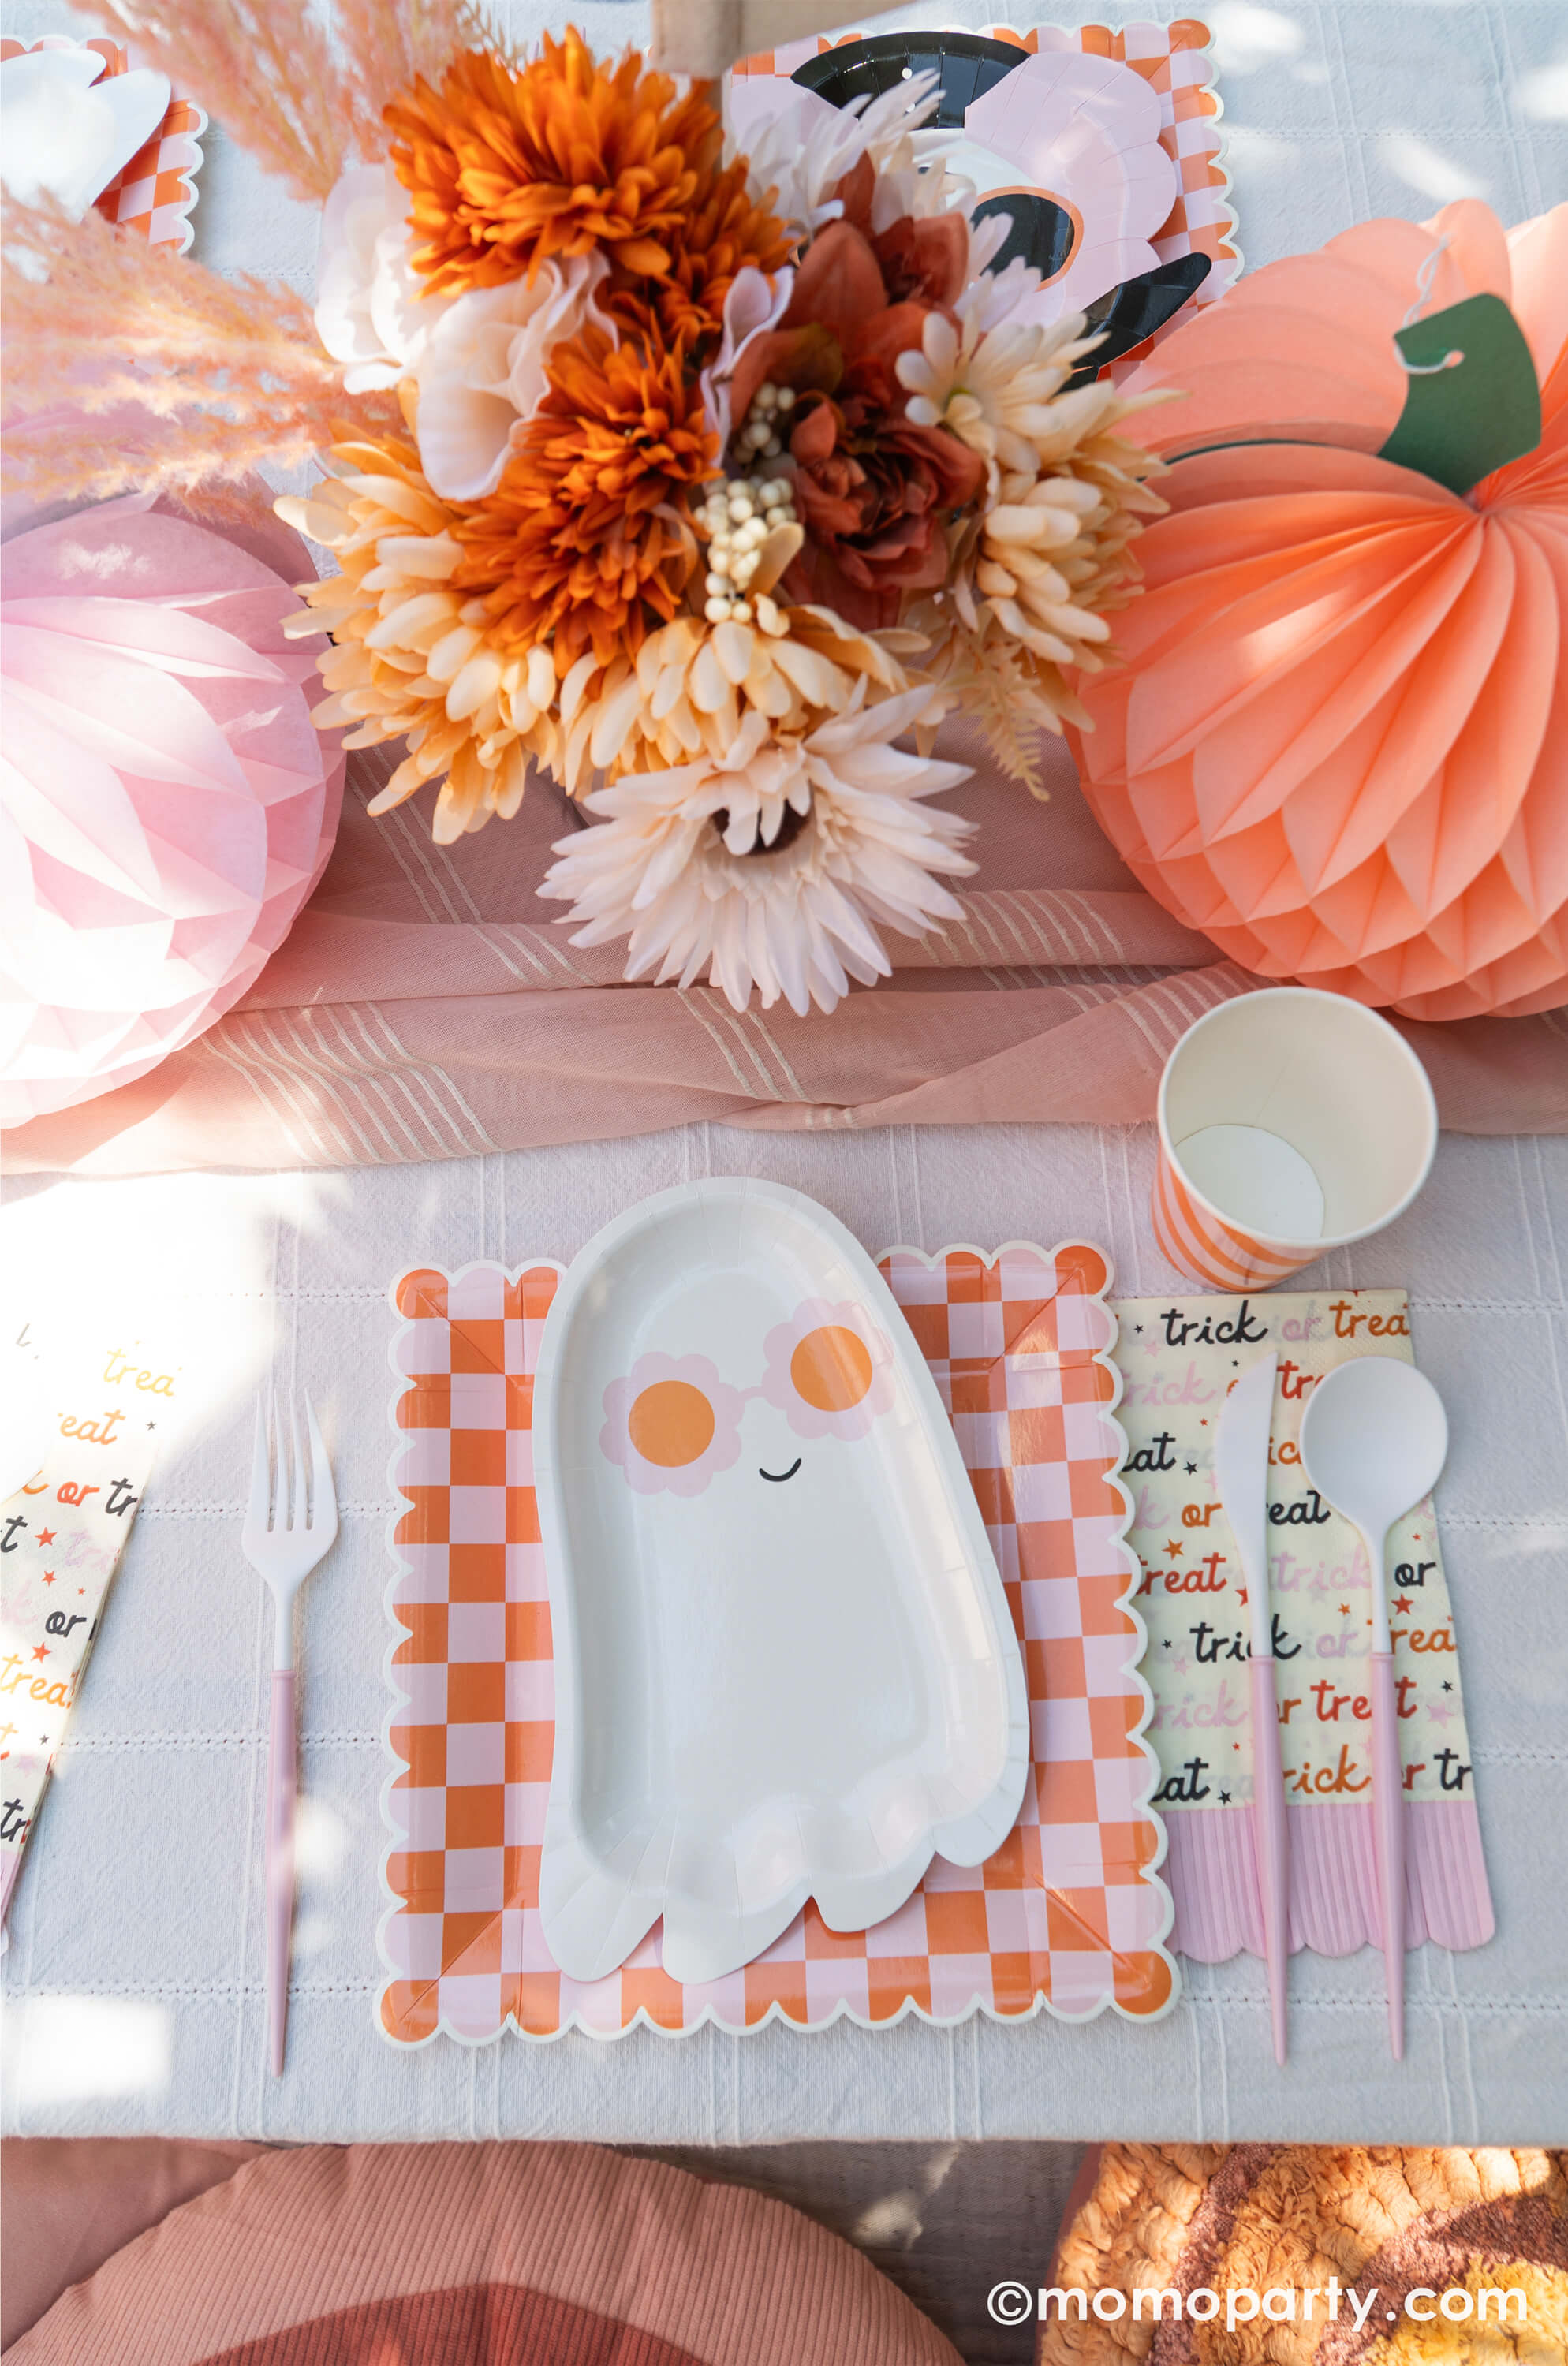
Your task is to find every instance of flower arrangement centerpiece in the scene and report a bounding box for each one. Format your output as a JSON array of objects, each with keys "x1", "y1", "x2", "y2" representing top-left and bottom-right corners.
[{"x1": 2, "y1": 8, "x2": 1165, "y2": 1020}]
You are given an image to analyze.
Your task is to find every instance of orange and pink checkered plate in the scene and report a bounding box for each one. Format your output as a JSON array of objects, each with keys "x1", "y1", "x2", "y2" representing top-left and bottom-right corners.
[
  {"x1": 0, "y1": 38, "x2": 206, "y2": 251},
  {"x1": 378, "y1": 1241, "x2": 1176, "y2": 2043}
]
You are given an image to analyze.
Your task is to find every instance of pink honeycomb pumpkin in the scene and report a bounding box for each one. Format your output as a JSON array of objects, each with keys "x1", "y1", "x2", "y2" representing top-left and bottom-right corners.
[
  {"x1": 1069, "y1": 200, "x2": 1568, "y2": 1019},
  {"x1": 1, "y1": 494, "x2": 342, "y2": 1124}
]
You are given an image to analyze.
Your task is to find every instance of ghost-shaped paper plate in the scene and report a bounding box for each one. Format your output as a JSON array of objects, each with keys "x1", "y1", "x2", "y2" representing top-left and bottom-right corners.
[{"x1": 534, "y1": 1178, "x2": 1031, "y2": 1987}]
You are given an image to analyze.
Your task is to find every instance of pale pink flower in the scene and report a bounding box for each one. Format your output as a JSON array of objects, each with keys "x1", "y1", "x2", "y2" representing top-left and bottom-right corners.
[
  {"x1": 760, "y1": 1301, "x2": 895, "y2": 1442},
  {"x1": 314, "y1": 162, "x2": 440, "y2": 393},
  {"x1": 601, "y1": 1353, "x2": 745, "y2": 1498},
  {"x1": 540, "y1": 684, "x2": 975, "y2": 1019},
  {"x1": 415, "y1": 251, "x2": 613, "y2": 501}
]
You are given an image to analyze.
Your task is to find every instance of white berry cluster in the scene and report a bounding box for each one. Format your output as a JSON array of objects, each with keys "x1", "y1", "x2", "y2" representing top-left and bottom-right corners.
[
  {"x1": 696, "y1": 463, "x2": 799, "y2": 627},
  {"x1": 733, "y1": 378, "x2": 796, "y2": 463}
]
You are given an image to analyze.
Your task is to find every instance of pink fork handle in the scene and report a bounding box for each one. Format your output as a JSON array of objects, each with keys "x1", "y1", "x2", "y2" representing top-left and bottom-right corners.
[
  {"x1": 266, "y1": 1668, "x2": 297, "y2": 2077},
  {"x1": 1370, "y1": 1650, "x2": 1406, "y2": 2060},
  {"x1": 1249, "y1": 1653, "x2": 1290, "y2": 2066}
]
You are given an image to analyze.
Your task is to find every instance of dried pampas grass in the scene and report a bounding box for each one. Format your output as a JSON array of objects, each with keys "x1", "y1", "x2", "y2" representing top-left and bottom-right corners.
[
  {"x1": 69, "y1": 0, "x2": 508, "y2": 199},
  {"x1": 2, "y1": 192, "x2": 396, "y2": 505}
]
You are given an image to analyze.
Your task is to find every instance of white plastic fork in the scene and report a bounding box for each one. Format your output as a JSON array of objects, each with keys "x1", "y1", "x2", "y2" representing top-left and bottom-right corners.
[{"x1": 241, "y1": 1390, "x2": 337, "y2": 2076}]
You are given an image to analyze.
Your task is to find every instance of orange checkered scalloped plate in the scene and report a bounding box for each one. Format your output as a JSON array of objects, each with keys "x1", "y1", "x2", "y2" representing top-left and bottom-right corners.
[
  {"x1": 732, "y1": 17, "x2": 1241, "y2": 314},
  {"x1": 0, "y1": 36, "x2": 206, "y2": 252},
  {"x1": 377, "y1": 1241, "x2": 1178, "y2": 2045}
]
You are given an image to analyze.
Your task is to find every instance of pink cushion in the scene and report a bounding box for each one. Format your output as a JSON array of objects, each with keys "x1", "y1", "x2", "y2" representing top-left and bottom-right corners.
[
  {"x1": 12, "y1": 2140, "x2": 964, "y2": 2365},
  {"x1": 1, "y1": 2140, "x2": 261, "y2": 2350}
]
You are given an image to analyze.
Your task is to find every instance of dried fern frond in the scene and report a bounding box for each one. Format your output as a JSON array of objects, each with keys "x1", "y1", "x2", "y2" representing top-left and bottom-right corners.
[
  {"x1": 2, "y1": 192, "x2": 396, "y2": 506},
  {"x1": 70, "y1": 0, "x2": 353, "y2": 198},
  {"x1": 913, "y1": 625, "x2": 1090, "y2": 800}
]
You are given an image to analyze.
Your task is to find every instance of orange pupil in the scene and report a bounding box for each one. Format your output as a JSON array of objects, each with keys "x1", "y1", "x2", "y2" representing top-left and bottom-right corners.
[
  {"x1": 790, "y1": 1325, "x2": 873, "y2": 1413},
  {"x1": 627, "y1": 1379, "x2": 715, "y2": 1467}
]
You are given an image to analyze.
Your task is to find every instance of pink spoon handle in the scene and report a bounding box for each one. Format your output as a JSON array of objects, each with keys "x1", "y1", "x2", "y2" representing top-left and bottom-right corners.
[
  {"x1": 1369, "y1": 1649, "x2": 1406, "y2": 2058},
  {"x1": 1249, "y1": 1652, "x2": 1290, "y2": 2065},
  {"x1": 266, "y1": 1667, "x2": 297, "y2": 2077}
]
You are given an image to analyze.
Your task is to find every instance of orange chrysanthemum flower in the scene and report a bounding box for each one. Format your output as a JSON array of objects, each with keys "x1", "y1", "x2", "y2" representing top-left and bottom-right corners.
[
  {"x1": 386, "y1": 32, "x2": 790, "y2": 342},
  {"x1": 618, "y1": 153, "x2": 793, "y2": 349},
  {"x1": 454, "y1": 323, "x2": 715, "y2": 676},
  {"x1": 386, "y1": 33, "x2": 715, "y2": 297}
]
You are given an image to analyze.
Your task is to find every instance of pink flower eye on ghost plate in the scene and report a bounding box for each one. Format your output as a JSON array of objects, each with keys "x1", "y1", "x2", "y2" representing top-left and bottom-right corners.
[
  {"x1": 760, "y1": 1300, "x2": 895, "y2": 1441},
  {"x1": 601, "y1": 1353, "x2": 744, "y2": 1496}
]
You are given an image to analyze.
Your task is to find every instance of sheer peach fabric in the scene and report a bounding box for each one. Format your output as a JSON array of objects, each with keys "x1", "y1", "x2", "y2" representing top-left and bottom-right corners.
[{"x1": 2, "y1": 722, "x2": 1562, "y2": 1176}]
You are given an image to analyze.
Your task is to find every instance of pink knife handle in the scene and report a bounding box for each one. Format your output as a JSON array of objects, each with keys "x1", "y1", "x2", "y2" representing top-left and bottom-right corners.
[
  {"x1": 1370, "y1": 1650, "x2": 1406, "y2": 2060},
  {"x1": 266, "y1": 1667, "x2": 297, "y2": 2077},
  {"x1": 1249, "y1": 1652, "x2": 1290, "y2": 2066}
]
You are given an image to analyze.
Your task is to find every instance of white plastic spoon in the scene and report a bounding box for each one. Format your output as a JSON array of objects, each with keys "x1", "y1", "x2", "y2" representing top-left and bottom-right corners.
[{"x1": 1299, "y1": 1355, "x2": 1448, "y2": 2061}]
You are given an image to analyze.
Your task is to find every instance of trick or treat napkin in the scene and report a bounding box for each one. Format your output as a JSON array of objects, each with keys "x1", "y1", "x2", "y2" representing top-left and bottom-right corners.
[
  {"x1": 0, "y1": 1320, "x2": 171, "y2": 1931},
  {"x1": 1108, "y1": 1287, "x2": 1493, "y2": 1963}
]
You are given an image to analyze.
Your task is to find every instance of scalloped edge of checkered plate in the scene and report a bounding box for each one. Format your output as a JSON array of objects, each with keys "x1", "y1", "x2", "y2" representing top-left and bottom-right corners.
[{"x1": 375, "y1": 1241, "x2": 1178, "y2": 2046}]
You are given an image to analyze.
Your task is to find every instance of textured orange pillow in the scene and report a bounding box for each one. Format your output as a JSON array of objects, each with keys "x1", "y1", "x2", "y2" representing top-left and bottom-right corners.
[
  {"x1": 11, "y1": 2140, "x2": 965, "y2": 2366},
  {"x1": 1038, "y1": 2143, "x2": 1567, "y2": 2364}
]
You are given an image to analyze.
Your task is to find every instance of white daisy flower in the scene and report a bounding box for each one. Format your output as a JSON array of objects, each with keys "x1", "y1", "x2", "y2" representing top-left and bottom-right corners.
[{"x1": 539, "y1": 685, "x2": 975, "y2": 1017}]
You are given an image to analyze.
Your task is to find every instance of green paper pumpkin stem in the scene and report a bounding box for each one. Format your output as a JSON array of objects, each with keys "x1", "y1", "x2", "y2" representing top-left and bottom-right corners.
[{"x1": 1378, "y1": 293, "x2": 1542, "y2": 496}]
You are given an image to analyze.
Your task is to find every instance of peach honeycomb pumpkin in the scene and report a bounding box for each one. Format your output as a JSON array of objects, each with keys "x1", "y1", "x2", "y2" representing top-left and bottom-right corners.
[{"x1": 1069, "y1": 199, "x2": 1568, "y2": 1020}]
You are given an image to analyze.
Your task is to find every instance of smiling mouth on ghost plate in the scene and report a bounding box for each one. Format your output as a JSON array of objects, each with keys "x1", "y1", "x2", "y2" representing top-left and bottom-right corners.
[{"x1": 758, "y1": 1457, "x2": 802, "y2": 1483}]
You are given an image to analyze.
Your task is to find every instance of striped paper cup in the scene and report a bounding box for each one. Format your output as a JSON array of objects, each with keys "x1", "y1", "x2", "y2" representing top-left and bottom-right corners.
[{"x1": 1153, "y1": 989, "x2": 1438, "y2": 1291}]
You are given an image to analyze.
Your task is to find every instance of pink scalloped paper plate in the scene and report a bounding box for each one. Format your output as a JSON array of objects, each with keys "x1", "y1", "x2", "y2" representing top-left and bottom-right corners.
[
  {"x1": 0, "y1": 35, "x2": 207, "y2": 252},
  {"x1": 376, "y1": 1240, "x2": 1178, "y2": 2045}
]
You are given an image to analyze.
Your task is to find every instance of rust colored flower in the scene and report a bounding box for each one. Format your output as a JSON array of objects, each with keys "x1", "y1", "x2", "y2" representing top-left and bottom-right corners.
[
  {"x1": 786, "y1": 399, "x2": 986, "y2": 627},
  {"x1": 727, "y1": 210, "x2": 986, "y2": 629},
  {"x1": 454, "y1": 323, "x2": 715, "y2": 675},
  {"x1": 385, "y1": 34, "x2": 716, "y2": 297},
  {"x1": 831, "y1": 153, "x2": 969, "y2": 308}
]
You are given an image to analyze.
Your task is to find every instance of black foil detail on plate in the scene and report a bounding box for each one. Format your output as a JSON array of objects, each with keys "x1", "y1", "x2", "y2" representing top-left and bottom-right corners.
[
  {"x1": 1063, "y1": 253, "x2": 1211, "y2": 386},
  {"x1": 791, "y1": 30, "x2": 1025, "y2": 128},
  {"x1": 969, "y1": 188, "x2": 1077, "y2": 282}
]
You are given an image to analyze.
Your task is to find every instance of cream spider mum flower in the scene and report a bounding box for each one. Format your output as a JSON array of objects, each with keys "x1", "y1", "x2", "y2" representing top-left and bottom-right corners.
[
  {"x1": 962, "y1": 379, "x2": 1170, "y2": 662},
  {"x1": 737, "y1": 71, "x2": 972, "y2": 243},
  {"x1": 859, "y1": 87, "x2": 979, "y2": 230},
  {"x1": 539, "y1": 684, "x2": 974, "y2": 1017},
  {"x1": 551, "y1": 495, "x2": 918, "y2": 792},
  {"x1": 278, "y1": 423, "x2": 559, "y2": 843},
  {"x1": 965, "y1": 470, "x2": 1129, "y2": 664},
  {"x1": 897, "y1": 299, "x2": 1103, "y2": 480},
  {"x1": 896, "y1": 305, "x2": 1168, "y2": 788},
  {"x1": 737, "y1": 88, "x2": 875, "y2": 243},
  {"x1": 605, "y1": 598, "x2": 913, "y2": 774},
  {"x1": 911, "y1": 435, "x2": 1162, "y2": 786}
]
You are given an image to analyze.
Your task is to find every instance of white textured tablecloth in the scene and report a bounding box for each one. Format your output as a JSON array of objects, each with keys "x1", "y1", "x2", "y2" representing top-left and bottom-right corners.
[
  {"x1": 4, "y1": 1125, "x2": 1565, "y2": 2142},
  {"x1": 2, "y1": 0, "x2": 1566, "y2": 2144}
]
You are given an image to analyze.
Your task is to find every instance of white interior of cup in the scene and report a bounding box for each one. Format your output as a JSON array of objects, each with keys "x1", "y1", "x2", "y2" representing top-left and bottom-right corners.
[{"x1": 1162, "y1": 991, "x2": 1437, "y2": 1245}]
